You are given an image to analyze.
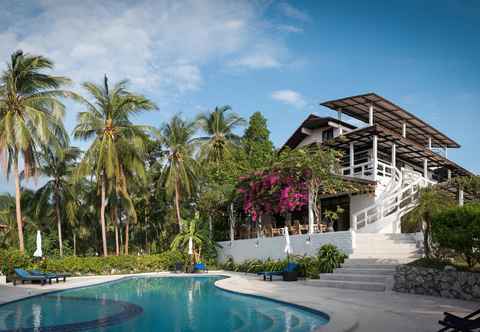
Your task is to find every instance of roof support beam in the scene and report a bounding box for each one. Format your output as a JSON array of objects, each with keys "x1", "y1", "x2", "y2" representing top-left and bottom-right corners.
[{"x1": 369, "y1": 104, "x2": 374, "y2": 125}]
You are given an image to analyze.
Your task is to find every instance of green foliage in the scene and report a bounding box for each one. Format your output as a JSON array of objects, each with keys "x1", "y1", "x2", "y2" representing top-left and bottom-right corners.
[
  {"x1": 403, "y1": 186, "x2": 455, "y2": 257},
  {"x1": 0, "y1": 249, "x2": 34, "y2": 276},
  {"x1": 408, "y1": 257, "x2": 480, "y2": 273},
  {"x1": 317, "y1": 244, "x2": 347, "y2": 273},
  {"x1": 220, "y1": 245, "x2": 346, "y2": 279},
  {"x1": 431, "y1": 203, "x2": 480, "y2": 267},
  {"x1": 195, "y1": 105, "x2": 245, "y2": 164},
  {"x1": 242, "y1": 112, "x2": 275, "y2": 170},
  {"x1": 0, "y1": 249, "x2": 185, "y2": 277},
  {"x1": 171, "y1": 217, "x2": 219, "y2": 262}
]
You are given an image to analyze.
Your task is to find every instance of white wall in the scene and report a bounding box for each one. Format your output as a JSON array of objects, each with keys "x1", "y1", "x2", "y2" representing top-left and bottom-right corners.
[{"x1": 217, "y1": 231, "x2": 353, "y2": 263}]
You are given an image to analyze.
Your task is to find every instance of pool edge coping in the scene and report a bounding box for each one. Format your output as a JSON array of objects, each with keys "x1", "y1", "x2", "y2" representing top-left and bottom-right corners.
[{"x1": 0, "y1": 272, "x2": 359, "y2": 332}]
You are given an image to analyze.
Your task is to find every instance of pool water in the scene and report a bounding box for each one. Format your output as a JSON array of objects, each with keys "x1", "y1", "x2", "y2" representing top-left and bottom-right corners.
[{"x1": 0, "y1": 276, "x2": 329, "y2": 331}]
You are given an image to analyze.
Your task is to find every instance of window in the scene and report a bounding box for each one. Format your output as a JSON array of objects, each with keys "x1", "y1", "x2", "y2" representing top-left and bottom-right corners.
[{"x1": 322, "y1": 128, "x2": 334, "y2": 141}]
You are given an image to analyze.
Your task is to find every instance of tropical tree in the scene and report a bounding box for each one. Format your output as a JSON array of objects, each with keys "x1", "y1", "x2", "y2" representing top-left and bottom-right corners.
[
  {"x1": 73, "y1": 75, "x2": 156, "y2": 256},
  {"x1": 160, "y1": 115, "x2": 197, "y2": 230},
  {"x1": 194, "y1": 105, "x2": 245, "y2": 163},
  {"x1": 0, "y1": 50, "x2": 74, "y2": 252},
  {"x1": 170, "y1": 216, "x2": 218, "y2": 263},
  {"x1": 242, "y1": 111, "x2": 275, "y2": 170},
  {"x1": 403, "y1": 186, "x2": 455, "y2": 257},
  {"x1": 32, "y1": 145, "x2": 80, "y2": 256}
]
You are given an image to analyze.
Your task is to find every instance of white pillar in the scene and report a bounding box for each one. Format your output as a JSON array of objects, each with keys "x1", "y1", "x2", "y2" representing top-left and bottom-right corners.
[
  {"x1": 349, "y1": 142, "x2": 355, "y2": 175},
  {"x1": 372, "y1": 135, "x2": 378, "y2": 181},
  {"x1": 391, "y1": 143, "x2": 396, "y2": 169},
  {"x1": 402, "y1": 122, "x2": 407, "y2": 138},
  {"x1": 444, "y1": 147, "x2": 448, "y2": 158},
  {"x1": 448, "y1": 169, "x2": 452, "y2": 180},
  {"x1": 338, "y1": 109, "x2": 343, "y2": 135},
  {"x1": 308, "y1": 191, "x2": 314, "y2": 234},
  {"x1": 459, "y1": 189, "x2": 464, "y2": 206},
  {"x1": 369, "y1": 104, "x2": 374, "y2": 125},
  {"x1": 229, "y1": 203, "x2": 235, "y2": 242},
  {"x1": 428, "y1": 137, "x2": 432, "y2": 150},
  {"x1": 423, "y1": 159, "x2": 428, "y2": 179}
]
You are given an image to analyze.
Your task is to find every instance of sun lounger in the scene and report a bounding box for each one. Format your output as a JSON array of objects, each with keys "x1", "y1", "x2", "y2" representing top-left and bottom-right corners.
[
  {"x1": 30, "y1": 270, "x2": 70, "y2": 283},
  {"x1": 13, "y1": 268, "x2": 48, "y2": 286},
  {"x1": 438, "y1": 308, "x2": 480, "y2": 331},
  {"x1": 258, "y1": 263, "x2": 299, "y2": 281},
  {"x1": 257, "y1": 270, "x2": 283, "y2": 281}
]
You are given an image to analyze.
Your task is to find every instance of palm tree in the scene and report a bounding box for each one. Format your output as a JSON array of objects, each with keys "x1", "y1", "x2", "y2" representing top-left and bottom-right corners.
[
  {"x1": 403, "y1": 186, "x2": 454, "y2": 257},
  {"x1": 170, "y1": 217, "x2": 217, "y2": 263},
  {"x1": 194, "y1": 105, "x2": 245, "y2": 163},
  {"x1": 73, "y1": 75, "x2": 156, "y2": 256},
  {"x1": 32, "y1": 145, "x2": 80, "y2": 256},
  {"x1": 160, "y1": 115, "x2": 197, "y2": 230},
  {"x1": 0, "y1": 50, "x2": 74, "y2": 253}
]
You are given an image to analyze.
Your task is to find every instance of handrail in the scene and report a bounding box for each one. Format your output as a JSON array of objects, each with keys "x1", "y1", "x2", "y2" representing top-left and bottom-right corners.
[{"x1": 352, "y1": 164, "x2": 434, "y2": 231}]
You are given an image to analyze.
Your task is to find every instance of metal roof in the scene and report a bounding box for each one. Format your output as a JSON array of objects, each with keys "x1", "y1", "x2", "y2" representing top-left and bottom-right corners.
[
  {"x1": 320, "y1": 93, "x2": 460, "y2": 148},
  {"x1": 281, "y1": 114, "x2": 356, "y2": 150}
]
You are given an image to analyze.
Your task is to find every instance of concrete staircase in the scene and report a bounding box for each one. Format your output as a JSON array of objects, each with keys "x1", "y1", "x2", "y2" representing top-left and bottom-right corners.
[{"x1": 303, "y1": 233, "x2": 422, "y2": 292}]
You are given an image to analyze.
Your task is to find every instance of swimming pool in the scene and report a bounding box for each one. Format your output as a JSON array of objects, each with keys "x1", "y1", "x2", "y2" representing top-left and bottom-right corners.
[{"x1": 0, "y1": 276, "x2": 329, "y2": 331}]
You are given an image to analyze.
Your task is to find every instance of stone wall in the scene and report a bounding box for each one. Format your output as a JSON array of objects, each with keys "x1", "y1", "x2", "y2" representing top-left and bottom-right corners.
[
  {"x1": 394, "y1": 265, "x2": 480, "y2": 301},
  {"x1": 217, "y1": 231, "x2": 353, "y2": 263}
]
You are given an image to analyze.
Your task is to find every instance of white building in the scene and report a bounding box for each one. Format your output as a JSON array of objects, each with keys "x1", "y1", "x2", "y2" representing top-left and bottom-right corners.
[{"x1": 218, "y1": 93, "x2": 473, "y2": 265}]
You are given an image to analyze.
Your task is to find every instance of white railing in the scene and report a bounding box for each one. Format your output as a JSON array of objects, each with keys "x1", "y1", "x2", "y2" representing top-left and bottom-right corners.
[
  {"x1": 341, "y1": 161, "x2": 374, "y2": 179},
  {"x1": 352, "y1": 164, "x2": 435, "y2": 231},
  {"x1": 352, "y1": 161, "x2": 401, "y2": 230}
]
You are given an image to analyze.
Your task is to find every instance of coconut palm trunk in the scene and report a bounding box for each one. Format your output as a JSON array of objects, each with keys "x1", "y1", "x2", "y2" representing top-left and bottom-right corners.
[
  {"x1": 112, "y1": 207, "x2": 119, "y2": 256},
  {"x1": 175, "y1": 179, "x2": 182, "y2": 230},
  {"x1": 124, "y1": 221, "x2": 129, "y2": 255},
  {"x1": 73, "y1": 233, "x2": 77, "y2": 256},
  {"x1": 55, "y1": 192, "x2": 63, "y2": 256},
  {"x1": 13, "y1": 155, "x2": 25, "y2": 253},
  {"x1": 100, "y1": 175, "x2": 108, "y2": 256}
]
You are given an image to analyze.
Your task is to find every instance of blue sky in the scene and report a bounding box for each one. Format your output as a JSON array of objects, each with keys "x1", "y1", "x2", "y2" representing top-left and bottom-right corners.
[{"x1": 0, "y1": 0, "x2": 478, "y2": 192}]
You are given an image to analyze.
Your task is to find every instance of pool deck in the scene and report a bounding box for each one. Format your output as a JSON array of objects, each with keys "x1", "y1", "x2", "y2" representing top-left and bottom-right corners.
[{"x1": 0, "y1": 271, "x2": 477, "y2": 332}]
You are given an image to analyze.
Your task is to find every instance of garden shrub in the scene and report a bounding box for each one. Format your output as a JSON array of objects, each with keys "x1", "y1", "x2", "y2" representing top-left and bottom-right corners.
[
  {"x1": 0, "y1": 250, "x2": 186, "y2": 278},
  {"x1": 219, "y1": 244, "x2": 346, "y2": 279},
  {"x1": 317, "y1": 244, "x2": 347, "y2": 273},
  {"x1": 431, "y1": 203, "x2": 480, "y2": 268},
  {"x1": 0, "y1": 249, "x2": 34, "y2": 276}
]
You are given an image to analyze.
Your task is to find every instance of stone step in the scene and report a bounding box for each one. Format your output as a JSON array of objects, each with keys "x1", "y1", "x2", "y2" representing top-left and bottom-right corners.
[
  {"x1": 349, "y1": 253, "x2": 422, "y2": 263},
  {"x1": 354, "y1": 245, "x2": 419, "y2": 252},
  {"x1": 334, "y1": 267, "x2": 395, "y2": 275},
  {"x1": 341, "y1": 263, "x2": 398, "y2": 269},
  {"x1": 320, "y1": 273, "x2": 388, "y2": 283},
  {"x1": 304, "y1": 279, "x2": 386, "y2": 292},
  {"x1": 344, "y1": 258, "x2": 411, "y2": 265}
]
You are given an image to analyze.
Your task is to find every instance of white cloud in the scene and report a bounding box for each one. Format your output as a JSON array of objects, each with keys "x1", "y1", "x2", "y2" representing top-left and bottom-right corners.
[
  {"x1": 271, "y1": 89, "x2": 306, "y2": 108},
  {"x1": 277, "y1": 25, "x2": 304, "y2": 33},
  {"x1": 278, "y1": 2, "x2": 311, "y2": 22},
  {"x1": 0, "y1": 0, "x2": 291, "y2": 95}
]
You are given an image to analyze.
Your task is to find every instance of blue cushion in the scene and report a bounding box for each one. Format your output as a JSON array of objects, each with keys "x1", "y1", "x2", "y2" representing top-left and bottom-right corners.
[
  {"x1": 14, "y1": 268, "x2": 30, "y2": 278},
  {"x1": 285, "y1": 263, "x2": 299, "y2": 273}
]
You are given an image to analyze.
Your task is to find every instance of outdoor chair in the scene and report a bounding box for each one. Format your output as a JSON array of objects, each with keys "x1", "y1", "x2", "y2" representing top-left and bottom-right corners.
[
  {"x1": 13, "y1": 268, "x2": 48, "y2": 286},
  {"x1": 438, "y1": 308, "x2": 480, "y2": 331},
  {"x1": 257, "y1": 263, "x2": 300, "y2": 281},
  {"x1": 193, "y1": 262, "x2": 208, "y2": 273},
  {"x1": 30, "y1": 270, "x2": 70, "y2": 283}
]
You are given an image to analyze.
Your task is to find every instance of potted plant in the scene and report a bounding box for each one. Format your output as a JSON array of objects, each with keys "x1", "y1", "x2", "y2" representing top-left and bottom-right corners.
[{"x1": 323, "y1": 206, "x2": 344, "y2": 232}]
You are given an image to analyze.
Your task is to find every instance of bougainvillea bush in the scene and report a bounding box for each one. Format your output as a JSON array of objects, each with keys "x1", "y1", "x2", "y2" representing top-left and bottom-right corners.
[
  {"x1": 237, "y1": 147, "x2": 361, "y2": 222},
  {"x1": 238, "y1": 170, "x2": 308, "y2": 221}
]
